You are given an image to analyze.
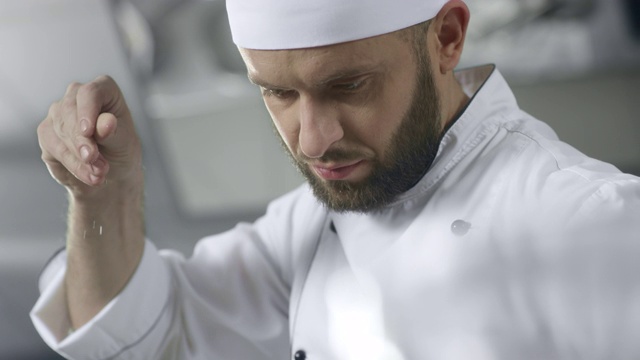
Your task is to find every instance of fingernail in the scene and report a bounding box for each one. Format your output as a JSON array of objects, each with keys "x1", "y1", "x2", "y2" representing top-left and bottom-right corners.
[
  {"x1": 93, "y1": 158, "x2": 105, "y2": 168},
  {"x1": 80, "y1": 118, "x2": 89, "y2": 133},
  {"x1": 80, "y1": 146, "x2": 90, "y2": 161}
]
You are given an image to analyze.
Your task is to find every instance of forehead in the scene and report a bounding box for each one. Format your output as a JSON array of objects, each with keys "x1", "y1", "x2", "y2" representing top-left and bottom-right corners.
[{"x1": 239, "y1": 32, "x2": 414, "y2": 86}]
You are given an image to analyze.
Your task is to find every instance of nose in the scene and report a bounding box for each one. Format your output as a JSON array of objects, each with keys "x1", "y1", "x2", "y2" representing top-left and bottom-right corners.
[{"x1": 298, "y1": 97, "x2": 344, "y2": 159}]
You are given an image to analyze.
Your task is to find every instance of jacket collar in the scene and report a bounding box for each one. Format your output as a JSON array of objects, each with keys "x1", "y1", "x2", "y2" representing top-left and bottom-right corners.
[{"x1": 385, "y1": 64, "x2": 520, "y2": 207}]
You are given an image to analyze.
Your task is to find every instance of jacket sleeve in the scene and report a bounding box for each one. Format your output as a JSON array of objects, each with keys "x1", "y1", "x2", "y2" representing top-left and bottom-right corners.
[
  {"x1": 30, "y1": 240, "x2": 176, "y2": 359},
  {"x1": 28, "y1": 186, "x2": 319, "y2": 359}
]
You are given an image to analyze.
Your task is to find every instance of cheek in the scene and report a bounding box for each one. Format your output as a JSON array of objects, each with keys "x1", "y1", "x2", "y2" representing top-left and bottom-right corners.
[
  {"x1": 265, "y1": 104, "x2": 299, "y2": 152},
  {"x1": 347, "y1": 76, "x2": 413, "y2": 149},
  {"x1": 377, "y1": 82, "x2": 415, "y2": 135},
  {"x1": 348, "y1": 96, "x2": 407, "y2": 150}
]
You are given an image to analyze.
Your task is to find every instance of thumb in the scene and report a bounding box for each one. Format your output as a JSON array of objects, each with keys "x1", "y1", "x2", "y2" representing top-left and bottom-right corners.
[
  {"x1": 94, "y1": 112, "x2": 119, "y2": 146},
  {"x1": 93, "y1": 112, "x2": 142, "y2": 183},
  {"x1": 94, "y1": 112, "x2": 137, "y2": 157}
]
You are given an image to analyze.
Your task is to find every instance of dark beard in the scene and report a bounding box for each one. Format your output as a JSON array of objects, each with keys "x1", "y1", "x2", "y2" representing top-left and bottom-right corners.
[{"x1": 281, "y1": 54, "x2": 442, "y2": 213}]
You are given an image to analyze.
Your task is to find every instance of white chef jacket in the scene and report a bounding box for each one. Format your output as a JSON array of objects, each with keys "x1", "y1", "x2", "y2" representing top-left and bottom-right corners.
[{"x1": 31, "y1": 65, "x2": 640, "y2": 360}]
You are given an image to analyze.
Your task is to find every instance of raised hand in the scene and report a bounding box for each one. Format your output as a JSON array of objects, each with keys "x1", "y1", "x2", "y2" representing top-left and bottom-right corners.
[{"x1": 37, "y1": 75, "x2": 142, "y2": 198}]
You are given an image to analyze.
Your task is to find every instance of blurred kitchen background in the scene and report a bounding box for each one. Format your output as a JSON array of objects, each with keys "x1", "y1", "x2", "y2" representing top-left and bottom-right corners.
[{"x1": 1, "y1": 0, "x2": 639, "y2": 358}]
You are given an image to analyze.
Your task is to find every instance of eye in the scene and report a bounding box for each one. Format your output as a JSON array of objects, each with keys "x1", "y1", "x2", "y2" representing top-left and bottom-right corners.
[
  {"x1": 262, "y1": 87, "x2": 296, "y2": 99},
  {"x1": 335, "y1": 79, "x2": 366, "y2": 92}
]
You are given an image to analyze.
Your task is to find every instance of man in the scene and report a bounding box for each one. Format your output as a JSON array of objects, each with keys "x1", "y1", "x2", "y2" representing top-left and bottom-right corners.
[{"x1": 31, "y1": 0, "x2": 640, "y2": 359}]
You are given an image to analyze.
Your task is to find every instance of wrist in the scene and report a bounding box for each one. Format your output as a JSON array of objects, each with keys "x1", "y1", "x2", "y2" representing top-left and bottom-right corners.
[
  {"x1": 67, "y1": 169, "x2": 144, "y2": 246},
  {"x1": 68, "y1": 166, "x2": 144, "y2": 204}
]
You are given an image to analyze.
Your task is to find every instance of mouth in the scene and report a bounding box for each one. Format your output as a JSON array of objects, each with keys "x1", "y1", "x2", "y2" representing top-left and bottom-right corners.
[{"x1": 311, "y1": 160, "x2": 365, "y2": 181}]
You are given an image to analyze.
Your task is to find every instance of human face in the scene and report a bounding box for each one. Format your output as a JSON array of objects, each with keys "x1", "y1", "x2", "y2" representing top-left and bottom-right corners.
[{"x1": 240, "y1": 32, "x2": 442, "y2": 213}]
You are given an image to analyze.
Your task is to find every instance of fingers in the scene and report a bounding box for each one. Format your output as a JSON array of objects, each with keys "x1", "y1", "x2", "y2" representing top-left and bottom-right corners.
[
  {"x1": 48, "y1": 84, "x2": 99, "y2": 184},
  {"x1": 39, "y1": 75, "x2": 129, "y2": 188},
  {"x1": 49, "y1": 83, "x2": 94, "y2": 165},
  {"x1": 38, "y1": 115, "x2": 108, "y2": 187},
  {"x1": 74, "y1": 75, "x2": 123, "y2": 163}
]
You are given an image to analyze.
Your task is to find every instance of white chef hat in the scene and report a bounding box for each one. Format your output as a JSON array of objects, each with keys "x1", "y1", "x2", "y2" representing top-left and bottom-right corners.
[{"x1": 226, "y1": 0, "x2": 449, "y2": 50}]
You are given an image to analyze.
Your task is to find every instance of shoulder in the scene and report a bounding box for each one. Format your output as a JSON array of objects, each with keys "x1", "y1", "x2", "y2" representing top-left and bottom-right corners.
[
  {"x1": 504, "y1": 114, "x2": 634, "y2": 191},
  {"x1": 483, "y1": 113, "x2": 640, "y2": 226}
]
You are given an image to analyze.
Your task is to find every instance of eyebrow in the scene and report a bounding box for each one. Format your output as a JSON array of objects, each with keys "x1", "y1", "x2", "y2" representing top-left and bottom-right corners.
[
  {"x1": 247, "y1": 64, "x2": 382, "y2": 89},
  {"x1": 247, "y1": 74, "x2": 271, "y2": 88},
  {"x1": 316, "y1": 66, "x2": 380, "y2": 86}
]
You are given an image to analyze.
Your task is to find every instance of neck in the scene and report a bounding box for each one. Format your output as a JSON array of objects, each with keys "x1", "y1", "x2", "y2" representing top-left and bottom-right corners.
[{"x1": 439, "y1": 72, "x2": 470, "y2": 131}]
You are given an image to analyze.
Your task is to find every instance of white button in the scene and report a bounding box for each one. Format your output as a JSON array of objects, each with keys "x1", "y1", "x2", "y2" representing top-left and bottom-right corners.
[{"x1": 451, "y1": 220, "x2": 471, "y2": 236}]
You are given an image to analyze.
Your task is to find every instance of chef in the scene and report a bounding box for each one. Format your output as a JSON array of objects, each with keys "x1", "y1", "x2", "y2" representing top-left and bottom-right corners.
[{"x1": 31, "y1": 0, "x2": 640, "y2": 359}]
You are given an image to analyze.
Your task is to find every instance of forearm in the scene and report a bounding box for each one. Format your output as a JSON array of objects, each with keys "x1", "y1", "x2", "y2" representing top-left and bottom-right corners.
[{"x1": 65, "y1": 175, "x2": 145, "y2": 329}]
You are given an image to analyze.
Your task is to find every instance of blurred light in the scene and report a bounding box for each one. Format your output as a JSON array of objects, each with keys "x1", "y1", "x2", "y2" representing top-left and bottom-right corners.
[
  {"x1": 0, "y1": 0, "x2": 140, "y2": 149},
  {"x1": 460, "y1": 0, "x2": 640, "y2": 83},
  {"x1": 325, "y1": 268, "x2": 405, "y2": 360}
]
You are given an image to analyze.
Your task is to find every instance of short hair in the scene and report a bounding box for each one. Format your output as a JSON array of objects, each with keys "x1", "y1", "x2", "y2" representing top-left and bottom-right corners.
[{"x1": 396, "y1": 20, "x2": 432, "y2": 66}]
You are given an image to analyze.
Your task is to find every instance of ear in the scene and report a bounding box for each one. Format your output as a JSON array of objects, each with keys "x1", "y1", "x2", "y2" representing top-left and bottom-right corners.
[{"x1": 432, "y1": 0, "x2": 470, "y2": 74}]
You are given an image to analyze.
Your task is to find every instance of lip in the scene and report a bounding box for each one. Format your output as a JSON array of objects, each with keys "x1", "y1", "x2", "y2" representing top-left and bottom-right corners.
[{"x1": 312, "y1": 160, "x2": 364, "y2": 180}]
